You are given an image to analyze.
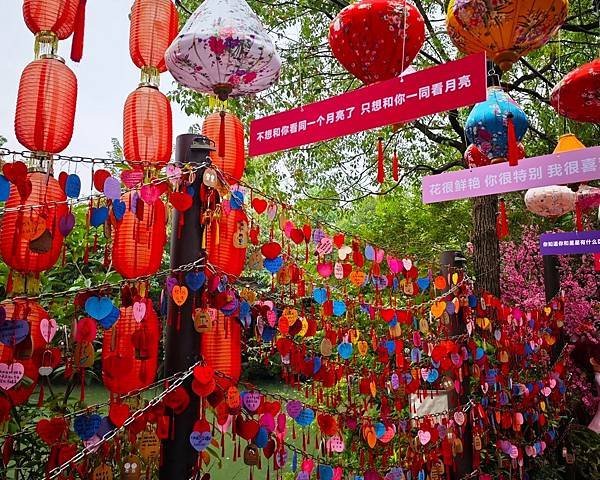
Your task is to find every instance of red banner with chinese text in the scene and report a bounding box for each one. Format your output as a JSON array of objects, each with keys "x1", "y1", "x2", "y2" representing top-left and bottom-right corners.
[{"x1": 249, "y1": 53, "x2": 487, "y2": 157}]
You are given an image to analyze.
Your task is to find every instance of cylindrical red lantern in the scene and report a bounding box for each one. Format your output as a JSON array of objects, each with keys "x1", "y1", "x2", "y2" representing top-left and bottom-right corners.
[
  {"x1": 207, "y1": 209, "x2": 248, "y2": 278},
  {"x1": 0, "y1": 300, "x2": 49, "y2": 356},
  {"x1": 112, "y1": 193, "x2": 167, "y2": 279},
  {"x1": 202, "y1": 112, "x2": 246, "y2": 183},
  {"x1": 22, "y1": 0, "x2": 79, "y2": 40},
  {"x1": 123, "y1": 86, "x2": 172, "y2": 168},
  {"x1": 0, "y1": 172, "x2": 68, "y2": 275},
  {"x1": 200, "y1": 312, "x2": 241, "y2": 389},
  {"x1": 102, "y1": 299, "x2": 159, "y2": 395},
  {"x1": 15, "y1": 57, "x2": 77, "y2": 154},
  {"x1": 129, "y1": 0, "x2": 179, "y2": 73}
]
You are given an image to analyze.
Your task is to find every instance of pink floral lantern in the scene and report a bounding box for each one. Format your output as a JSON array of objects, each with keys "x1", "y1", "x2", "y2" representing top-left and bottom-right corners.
[
  {"x1": 165, "y1": 0, "x2": 281, "y2": 100},
  {"x1": 524, "y1": 186, "x2": 576, "y2": 218}
]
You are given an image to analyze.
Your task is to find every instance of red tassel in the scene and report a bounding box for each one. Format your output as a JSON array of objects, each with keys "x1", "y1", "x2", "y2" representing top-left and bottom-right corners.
[
  {"x1": 2, "y1": 436, "x2": 13, "y2": 468},
  {"x1": 70, "y1": 0, "x2": 87, "y2": 62},
  {"x1": 575, "y1": 203, "x2": 583, "y2": 231},
  {"x1": 392, "y1": 149, "x2": 399, "y2": 181},
  {"x1": 377, "y1": 137, "x2": 385, "y2": 183},
  {"x1": 218, "y1": 110, "x2": 226, "y2": 158},
  {"x1": 497, "y1": 198, "x2": 509, "y2": 240},
  {"x1": 594, "y1": 253, "x2": 600, "y2": 272},
  {"x1": 506, "y1": 114, "x2": 518, "y2": 167}
]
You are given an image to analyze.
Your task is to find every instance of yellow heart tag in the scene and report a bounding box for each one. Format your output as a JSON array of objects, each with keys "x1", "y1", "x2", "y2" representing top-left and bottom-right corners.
[
  {"x1": 419, "y1": 317, "x2": 429, "y2": 334},
  {"x1": 320, "y1": 338, "x2": 333, "y2": 357},
  {"x1": 349, "y1": 270, "x2": 367, "y2": 287},
  {"x1": 240, "y1": 288, "x2": 257, "y2": 303},
  {"x1": 298, "y1": 318, "x2": 309, "y2": 337},
  {"x1": 282, "y1": 307, "x2": 298, "y2": 325},
  {"x1": 544, "y1": 306, "x2": 552, "y2": 315},
  {"x1": 357, "y1": 340, "x2": 369, "y2": 356},
  {"x1": 452, "y1": 272, "x2": 459, "y2": 285},
  {"x1": 369, "y1": 381, "x2": 377, "y2": 398}
]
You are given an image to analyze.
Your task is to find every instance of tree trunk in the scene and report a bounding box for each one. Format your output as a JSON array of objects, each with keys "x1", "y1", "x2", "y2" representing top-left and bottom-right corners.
[{"x1": 472, "y1": 195, "x2": 501, "y2": 297}]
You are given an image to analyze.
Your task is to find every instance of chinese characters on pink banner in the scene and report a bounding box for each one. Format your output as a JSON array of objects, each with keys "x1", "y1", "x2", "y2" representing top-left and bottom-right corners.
[
  {"x1": 540, "y1": 231, "x2": 600, "y2": 255},
  {"x1": 249, "y1": 53, "x2": 487, "y2": 156},
  {"x1": 422, "y1": 146, "x2": 600, "y2": 203}
]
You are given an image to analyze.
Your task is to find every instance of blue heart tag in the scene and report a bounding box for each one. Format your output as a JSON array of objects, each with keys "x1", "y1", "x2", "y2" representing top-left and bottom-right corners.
[
  {"x1": 337, "y1": 342, "x2": 353, "y2": 360},
  {"x1": 374, "y1": 422, "x2": 385, "y2": 439},
  {"x1": 98, "y1": 306, "x2": 120, "y2": 329},
  {"x1": 65, "y1": 174, "x2": 81, "y2": 199},
  {"x1": 186, "y1": 186, "x2": 195, "y2": 196},
  {"x1": 230, "y1": 191, "x2": 244, "y2": 210},
  {"x1": 90, "y1": 206, "x2": 109, "y2": 227},
  {"x1": 446, "y1": 301, "x2": 455, "y2": 315},
  {"x1": 468, "y1": 295, "x2": 478, "y2": 308},
  {"x1": 312, "y1": 288, "x2": 327, "y2": 305},
  {"x1": 411, "y1": 347, "x2": 421, "y2": 363},
  {"x1": 475, "y1": 347, "x2": 485, "y2": 360},
  {"x1": 263, "y1": 256, "x2": 283, "y2": 274},
  {"x1": 254, "y1": 427, "x2": 268, "y2": 448},
  {"x1": 185, "y1": 271, "x2": 206, "y2": 292},
  {"x1": 318, "y1": 465, "x2": 333, "y2": 480},
  {"x1": 262, "y1": 326, "x2": 276, "y2": 342},
  {"x1": 97, "y1": 416, "x2": 114, "y2": 437},
  {"x1": 295, "y1": 408, "x2": 314, "y2": 427},
  {"x1": 364, "y1": 244, "x2": 375, "y2": 261},
  {"x1": 0, "y1": 320, "x2": 30, "y2": 345},
  {"x1": 112, "y1": 199, "x2": 126, "y2": 221},
  {"x1": 417, "y1": 277, "x2": 430, "y2": 290},
  {"x1": 85, "y1": 297, "x2": 114, "y2": 320},
  {"x1": 332, "y1": 300, "x2": 346, "y2": 316},
  {"x1": 313, "y1": 356, "x2": 321, "y2": 374},
  {"x1": 386, "y1": 340, "x2": 395, "y2": 354},
  {"x1": 74, "y1": 413, "x2": 101, "y2": 440},
  {"x1": 0, "y1": 175, "x2": 9, "y2": 202},
  {"x1": 189, "y1": 431, "x2": 212, "y2": 452},
  {"x1": 427, "y1": 368, "x2": 439, "y2": 383}
]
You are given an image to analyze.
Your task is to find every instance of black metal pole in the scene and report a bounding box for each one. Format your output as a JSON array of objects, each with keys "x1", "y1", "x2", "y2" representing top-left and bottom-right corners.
[
  {"x1": 160, "y1": 134, "x2": 212, "y2": 480},
  {"x1": 543, "y1": 255, "x2": 561, "y2": 302}
]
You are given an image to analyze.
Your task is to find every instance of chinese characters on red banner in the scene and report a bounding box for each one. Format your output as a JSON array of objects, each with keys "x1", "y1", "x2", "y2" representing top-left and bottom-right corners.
[{"x1": 249, "y1": 53, "x2": 487, "y2": 156}]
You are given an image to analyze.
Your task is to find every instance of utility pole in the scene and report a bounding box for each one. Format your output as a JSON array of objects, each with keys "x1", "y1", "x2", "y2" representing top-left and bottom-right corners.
[{"x1": 160, "y1": 134, "x2": 214, "y2": 480}]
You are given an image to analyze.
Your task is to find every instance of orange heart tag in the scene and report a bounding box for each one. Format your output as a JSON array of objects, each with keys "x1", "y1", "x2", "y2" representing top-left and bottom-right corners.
[
  {"x1": 349, "y1": 270, "x2": 366, "y2": 287},
  {"x1": 172, "y1": 285, "x2": 189, "y2": 306},
  {"x1": 430, "y1": 301, "x2": 446, "y2": 318},
  {"x1": 22, "y1": 216, "x2": 47, "y2": 241},
  {"x1": 357, "y1": 340, "x2": 369, "y2": 356}
]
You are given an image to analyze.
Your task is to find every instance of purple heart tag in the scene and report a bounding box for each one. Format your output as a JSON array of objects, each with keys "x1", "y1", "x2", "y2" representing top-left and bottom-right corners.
[
  {"x1": 0, "y1": 320, "x2": 30, "y2": 345},
  {"x1": 166, "y1": 276, "x2": 178, "y2": 296},
  {"x1": 58, "y1": 213, "x2": 76, "y2": 236},
  {"x1": 286, "y1": 400, "x2": 303, "y2": 419},
  {"x1": 189, "y1": 431, "x2": 212, "y2": 452}
]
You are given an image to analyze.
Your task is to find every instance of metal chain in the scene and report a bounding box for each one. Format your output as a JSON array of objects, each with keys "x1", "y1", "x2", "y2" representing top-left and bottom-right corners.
[
  {"x1": 0, "y1": 147, "x2": 164, "y2": 167},
  {"x1": 47, "y1": 360, "x2": 201, "y2": 479}
]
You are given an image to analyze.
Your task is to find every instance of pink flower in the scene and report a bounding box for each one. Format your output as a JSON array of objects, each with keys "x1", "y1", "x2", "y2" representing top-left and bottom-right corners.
[
  {"x1": 208, "y1": 36, "x2": 225, "y2": 55},
  {"x1": 243, "y1": 72, "x2": 257, "y2": 84}
]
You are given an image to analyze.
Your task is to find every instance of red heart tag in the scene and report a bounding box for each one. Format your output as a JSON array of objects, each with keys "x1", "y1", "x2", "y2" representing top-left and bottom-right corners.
[
  {"x1": 36, "y1": 418, "x2": 68, "y2": 445},
  {"x1": 58, "y1": 443, "x2": 77, "y2": 466},
  {"x1": 290, "y1": 228, "x2": 304, "y2": 245},
  {"x1": 249, "y1": 227, "x2": 260, "y2": 245},
  {"x1": 93, "y1": 169, "x2": 112, "y2": 191},
  {"x1": 353, "y1": 250, "x2": 365, "y2": 268},
  {"x1": 169, "y1": 192, "x2": 193, "y2": 212},
  {"x1": 192, "y1": 378, "x2": 216, "y2": 398},
  {"x1": 120, "y1": 169, "x2": 143, "y2": 189},
  {"x1": 333, "y1": 233, "x2": 345, "y2": 249},
  {"x1": 109, "y1": 402, "x2": 130, "y2": 428},
  {"x1": 263, "y1": 439, "x2": 276, "y2": 458},
  {"x1": 302, "y1": 224, "x2": 312, "y2": 243},
  {"x1": 193, "y1": 365, "x2": 215, "y2": 384},
  {"x1": 261, "y1": 242, "x2": 282, "y2": 259},
  {"x1": 58, "y1": 171, "x2": 68, "y2": 192},
  {"x1": 163, "y1": 386, "x2": 190, "y2": 414},
  {"x1": 251, "y1": 198, "x2": 268, "y2": 214},
  {"x1": 2, "y1": 161, "x2": 27, "y2": 183},
  {"x1": 235, "y1": 416, "x2": 259, "y2": 441}
]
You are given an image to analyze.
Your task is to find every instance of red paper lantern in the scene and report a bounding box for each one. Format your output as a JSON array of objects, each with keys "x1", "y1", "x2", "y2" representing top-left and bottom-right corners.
[
  {"x1": 102, "y1": 299, "x2": 159, "y2": 395},
  {"x1": 328, "y1": 0, "x2": 425, "y2": 84},
  {"x1": 15, "y1": 57, "x2": 77, "y2": 154},
  {"x1": 112, "y1": 193, "x2": 167, "y2": 279},
  {"x1": 0, "y1": 172, "x2": 68, "y2": 275},
  {"x1": 123, "y1": 86, "x2": 172, "y2": 168},
  {"x1": 129, "y1": 0, "x2": 179, "y2": 73},
  {"x1": 22, "y1": 0, "x2": 79, "y2": 40},
  {"x1": 0, "y1": 300, "x2": 49, "y2": 355},
  {"x1": 550, "y1": 59, "x2": 600, "y2": 124},
  {"x1": 202, "y1": 112, "x2": 246, "y2": 183},
  {"x1": 207, "y1": 209, "x2": 248, "y2": 278},
  {"x1": 200, "y1": 312, "x2": 241, "y2": 389}
]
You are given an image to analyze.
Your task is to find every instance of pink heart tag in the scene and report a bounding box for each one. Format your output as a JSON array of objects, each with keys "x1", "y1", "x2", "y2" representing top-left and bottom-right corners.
[
  {"x1": 333, "y1": 466, "x2": 343, "y2": 480},
  {"x1": 267, "y1": 310, "x2": 277, "y2": 327},
  {"x1": 140, "y1": 184, "x2": 160, "y2": 204},
  {"x1": 121, "y1": 169, "x2": 144, "y2": 188},
  {"x1": 327, "y1": 435, "x2": 345, "y2": 453},
  {"x1": 317, "y1": 262, "x2": 333, "y2": 278},
  {"x1": 402, "y1": 258, "x2": 412, "y2": 270},
  {"x1": 284, "y1": 221, "x2": 294, "y2": 238},
  {"x1": 386, "y1": 256, "x2": 400, "y2": 273},
  {"x1": 374, "y1": 248, "x2": 385, "y2": 263},
  {"x1": 259, "y1": 413, "x2": 275, "y2": 432},
  {"x1": 216, "y1": 415, "x2": 233, "y2": 434},
  {"x1": 165, "y1": 164, "x2": 182, "y2": 184},
  {"x1": 420, "y1": 368, "x2": 430, "y2": 382},
  {"x1": 0, "y1": 362, "x2": 24, "y2": 389},
  {"x1": 40, "y1": 318, "x2": 58, "y2": 343},
  {"x1": 133, "y1": 302, "x2": 147, "y2": 323},
  {"x1": 222, "y1": 199, "x2": 231, "y2": 215},
  {"x1": 417, "y1": 430, "x2": 431, "y2": 445},
  {"x1": 453, "y1": 411, "x2": 465, "y2": 425},
  {"x1": 301, "y1": 459, "x2": 315, "y2": 474},
  {"x1": 276, "y1": 413, "x2": 287, "y2": 434}
]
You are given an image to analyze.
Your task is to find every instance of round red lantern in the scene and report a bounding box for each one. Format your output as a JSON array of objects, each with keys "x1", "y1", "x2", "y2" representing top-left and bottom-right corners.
[
  {"x1": 123, "y1": 86, "x2": 173, "y2": 168},
  {"x1": 550, "y1": 59, "x2": 600, "y2": 124},
  {"x1": 207, "y1": 209, "x2": 248, "y2": 278},
  {"x1": 112, "y1": 193, "x2": 167, "y2": 279},
  {"x1": 102, "y1": 299, "x2": 159, "y2": 395},
  {"x1": 0, "y1": 172, "x2": 68, "y2": 275},
  {"x1": 22, "y1": 0, "x2": 79, "y2": 40},
  {"x1": 200, "y1": 312, "x2": 241, "y2": 389},
  {"x1": 202, "y1": 112, "x2": 246, "y2": 183},
  {"x1": 328, "y1": 0, "x2": 425, "y2": 84},
  {"x1": 129, "y1": 0, "x2": 179, "y2": 73},
  {"x1": 0, "y1": 300, "x2": 49, "y2": 356},
  {"x1": 15, "y1": 57, "x2": 77, "y2": 154}
]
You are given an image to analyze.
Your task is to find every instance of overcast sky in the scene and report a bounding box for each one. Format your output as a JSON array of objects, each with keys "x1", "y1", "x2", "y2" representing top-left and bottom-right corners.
[{"x1": 0, "y1": 0, "x2": 192, "y2": 159}]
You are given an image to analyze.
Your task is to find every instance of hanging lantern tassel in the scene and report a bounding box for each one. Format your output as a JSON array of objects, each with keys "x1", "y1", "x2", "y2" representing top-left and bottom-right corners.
[
  {"x1": 506, "y1": 113, "x2": 519, "y2": 167},
  {"x1": 377, "y1": 137, "x2": 385, "y2": 184},
  {"x1": 71, "y1": 0, "x2": 87, "y2": 62},
  {"x1": 392, "y1": 149, "x2": 399, "y2": 182},
  {"x1": 497, "y1": 198, "x2": 509, "y2": 240},
  {"x1": 219, "y1": 110, "x2": 226, "y2": 158}
]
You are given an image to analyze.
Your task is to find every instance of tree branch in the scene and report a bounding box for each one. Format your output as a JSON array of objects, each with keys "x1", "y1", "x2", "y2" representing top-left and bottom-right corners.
[{"x1": 413, "y1": 120, "x2": 465, "y2": 154}]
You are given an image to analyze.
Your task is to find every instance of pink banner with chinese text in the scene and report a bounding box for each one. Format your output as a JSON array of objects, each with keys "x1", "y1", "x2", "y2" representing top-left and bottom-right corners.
[
  {"x1": 422, "y1": 146, "x2": 600, "y2": 203},
  {"x1": 249, "y1": 53, "x2": 487, "y2": 156}
]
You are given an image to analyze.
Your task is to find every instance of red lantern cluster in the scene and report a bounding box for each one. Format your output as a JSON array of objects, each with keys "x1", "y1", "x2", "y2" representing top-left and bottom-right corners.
[
  {"x1": 0, "y1": 172, "x2": 68, "y2": 275},
  {"x1": 200, "y1": 312, "x2": 241, "y2": 389},
  {"x1": 102, "y1": 299, "x2": 159, "y2": 395},
  {"x1": 202, "y1": 112, "x2": 246, "y2": 183},
  {"x1": 207, "y1": 208, "x2": 248, "y2": 278},
  {"x1": 15, "y1": 58, "x2": 77, "y2": 155},
  {"x1": 122, "y1": 0, "x2": 178, "y2": 169},
  {"x1": 22, "y1": 0, "x2": 79, "y2": 39},
  {"x1": 112, "y1": 193, "x2": 167, "y2": 279}
]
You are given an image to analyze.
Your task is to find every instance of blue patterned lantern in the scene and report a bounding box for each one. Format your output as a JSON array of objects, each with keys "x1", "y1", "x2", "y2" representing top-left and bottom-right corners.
[{"x1": 465, "y1": 87, "x2": 528, "y2": 164}]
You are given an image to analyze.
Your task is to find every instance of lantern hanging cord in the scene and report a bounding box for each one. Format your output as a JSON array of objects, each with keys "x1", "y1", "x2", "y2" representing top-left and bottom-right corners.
[
  {"x1": 46, "y1": 359, "x2": 202, "y2": 479},
  {"x1": 173, "y1": 0, "x2": 192, "y2": 15}
]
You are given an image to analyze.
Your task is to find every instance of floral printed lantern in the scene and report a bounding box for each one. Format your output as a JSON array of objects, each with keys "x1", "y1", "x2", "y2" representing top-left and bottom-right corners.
[
  {"x1": 447, "y1": 0, "x2": 567, "y2": 71},
  {"x1": 525, "y1": 186, "x2": 576, "y2": 218},
  {"x1": 550, "y1": 59, "x2": 600, "y2": 124},
  {"x1": 328, "y1": 0, "x2": 425, "y2": 84},
  {"x1": 465, "y1": 87, "x2": 528, "y2": 165},
  {"x1": 165, "y1": 0, "x2": 281, "y2": 100}
]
